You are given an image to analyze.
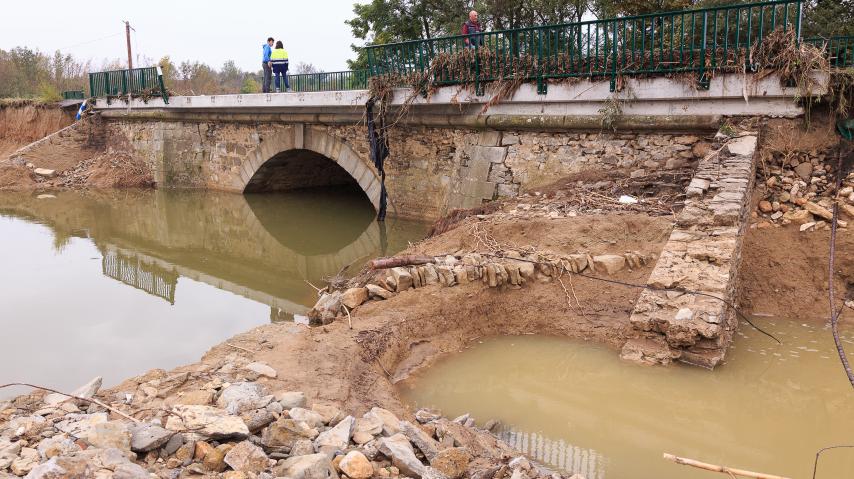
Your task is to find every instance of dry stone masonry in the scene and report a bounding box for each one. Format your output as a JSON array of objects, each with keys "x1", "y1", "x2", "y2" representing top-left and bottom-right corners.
[
  {"x1": 621, "y1": 132, "x2": 759, "y2": 368},
  {"x1": 96, "y1": 113, "x2": 707, "y2": 221}
]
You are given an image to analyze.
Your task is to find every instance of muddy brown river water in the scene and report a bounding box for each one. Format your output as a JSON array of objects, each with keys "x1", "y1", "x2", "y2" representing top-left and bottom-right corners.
[
  {"x1": 0, "y1": 188, "x2": 428, "y2": 396},
  {"x1": 398, "y1": 330, "x2": 854, "y2": 479}
]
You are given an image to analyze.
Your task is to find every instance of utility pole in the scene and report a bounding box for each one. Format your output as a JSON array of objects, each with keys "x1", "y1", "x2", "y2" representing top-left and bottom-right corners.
[{"x1": 124, "y1": 20, "x2": 133, "y2": 70}]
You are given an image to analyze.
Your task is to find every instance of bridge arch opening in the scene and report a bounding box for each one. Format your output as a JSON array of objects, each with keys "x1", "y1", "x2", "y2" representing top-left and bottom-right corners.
[{"x1": 239, "y1": 128, "x2": 382, "y2": 212}]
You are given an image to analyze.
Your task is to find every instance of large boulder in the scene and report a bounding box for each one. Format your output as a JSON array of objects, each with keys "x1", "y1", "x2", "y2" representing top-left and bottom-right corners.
[
  {"x1": 274, "y1": 453, "x2": 338, "y2": 479},
  {"x1": 224, "y1": 441, "x2": 269, "y2": 474},
  {"x1": 216, "y1": 382, "x2": 269, "y2": 414},
  {"x1": 314, "y1": 416, "x2": 354, "y2": 450},
  {"x1": 167, "y1": 405, "x2": 249, "y2": 440},
  {"x1": 378, "y1": 434, "x2": 425, "y2": 478},
  {"x1": 339, "y1": 450, "x2": 373, "y2": 479},
  {"x1": 129, "y1": 424, "x2": 174, "y2": 452},
  {"x1": 261, "y1": 418, "x2": 318, "y2": 449},
  {"x1": 43, "y1": 376, "x2": 102, "y2": 406}
]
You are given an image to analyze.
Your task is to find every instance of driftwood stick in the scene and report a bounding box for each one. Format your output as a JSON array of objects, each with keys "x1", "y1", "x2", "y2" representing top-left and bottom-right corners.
[
  {"x1": 663, "y1": 453, "x2": 791, "y2": 479},
  {"x1": 369, "y1": 255, "x2": 436, "y2": 270},
  {"x1": 0, "y1": 382, "x2": 141, "y2": 423}
]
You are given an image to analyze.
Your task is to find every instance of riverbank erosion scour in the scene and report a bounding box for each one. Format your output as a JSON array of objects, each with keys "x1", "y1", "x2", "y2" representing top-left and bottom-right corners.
[{"x1": 55, "y1": 72, "x2": 818, "y2": 221}]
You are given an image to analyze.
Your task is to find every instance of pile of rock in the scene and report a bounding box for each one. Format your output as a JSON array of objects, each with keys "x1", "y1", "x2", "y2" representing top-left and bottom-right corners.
[
  {"x1": 754, "y1": 147, "x2": 854, "y2": 232},
  {"x1": 0, "y1": 371, "x2": 576, "y2": 479},
  {"x1": 308, "y1": 250, "x2": 654, "y2": 324}
]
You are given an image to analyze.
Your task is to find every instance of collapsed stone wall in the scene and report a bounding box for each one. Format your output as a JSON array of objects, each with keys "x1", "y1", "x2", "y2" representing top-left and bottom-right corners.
[
  {"x1": 621, "y1": 131, "x2": 759, "y2": 368},
  {"x1": 102, "y1": 116, "x2": 710, "y2": 221}
]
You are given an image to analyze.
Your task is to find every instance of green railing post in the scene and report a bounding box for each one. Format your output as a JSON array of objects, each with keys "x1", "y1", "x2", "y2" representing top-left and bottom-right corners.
[
  {"x1": 699, "y1": 10, "x2": 709, "y2": 89},
  {"x1": 610, "y1": 19, "x2": 618, "y2": 92}
]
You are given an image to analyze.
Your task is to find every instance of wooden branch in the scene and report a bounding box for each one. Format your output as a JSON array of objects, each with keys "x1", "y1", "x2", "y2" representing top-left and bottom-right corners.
[
  {"x1": 0, "y1": 382, "x2": 140, "y2": 424},
  {"x1": 369, "y1": 255, "x2": 436, "y2": 270},
  {"x1": 663, "y1": 453, "x2": 791, "y2": 479}
]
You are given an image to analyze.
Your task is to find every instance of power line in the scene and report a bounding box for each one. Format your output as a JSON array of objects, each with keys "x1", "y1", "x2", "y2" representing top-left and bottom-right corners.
[{"x1": 57, "y1": 31, "x2": 123, "y2": 52}]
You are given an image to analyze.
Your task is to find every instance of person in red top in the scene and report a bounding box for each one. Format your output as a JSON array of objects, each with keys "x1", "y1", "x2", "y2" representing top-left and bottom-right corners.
[{"x1": 462, "y1": 10, "x2": 483, "y2": 48}]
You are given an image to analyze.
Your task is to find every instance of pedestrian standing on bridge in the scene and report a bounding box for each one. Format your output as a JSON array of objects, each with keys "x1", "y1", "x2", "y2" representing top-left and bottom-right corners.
[
  {"x1": 271, "y1": 41, "x2": 291, "y2": 92},
  {"x1": 462, "y1": 10, "x2": 483, "y2": 49},
  {"x1": 262, "y1": 37, "x2": 274, "y2": 93}
]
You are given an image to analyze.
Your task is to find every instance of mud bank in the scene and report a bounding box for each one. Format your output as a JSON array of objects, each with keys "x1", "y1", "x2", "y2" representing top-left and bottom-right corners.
[
  {"x1": 0, "y1": 103, "x2": 74, "y2": 161},
  {"x1": 0, "y1": 110, "x2": 153, "y2": 191}
]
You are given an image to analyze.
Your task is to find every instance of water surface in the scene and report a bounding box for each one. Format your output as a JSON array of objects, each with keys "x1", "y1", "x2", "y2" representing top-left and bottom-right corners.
[
  {"x1": 398, "y1": 325, "x2": 854, "y2": 479},
  {"x1": 0, "y1": 188, "x2": 428, "y2": 396}
]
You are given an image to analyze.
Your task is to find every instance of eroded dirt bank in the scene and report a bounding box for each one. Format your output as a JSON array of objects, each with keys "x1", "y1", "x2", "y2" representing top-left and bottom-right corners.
[{"x1": 0, "y1": 106, "x2": 152, "y2": 190}]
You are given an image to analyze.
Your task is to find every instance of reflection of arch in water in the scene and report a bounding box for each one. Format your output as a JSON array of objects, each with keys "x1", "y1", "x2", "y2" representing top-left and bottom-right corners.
[
  {"x1": 496, "y1": 426, "x2": 604, "y2": 479},
  {"x1": 239, "y1": 127, "x2": 381, "y2": 211}
]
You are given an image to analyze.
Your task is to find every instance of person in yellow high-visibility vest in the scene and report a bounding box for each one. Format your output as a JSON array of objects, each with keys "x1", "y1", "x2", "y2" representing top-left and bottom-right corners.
[{"x1": 270, "y1": 41, "x2": 290, "y2": 92}]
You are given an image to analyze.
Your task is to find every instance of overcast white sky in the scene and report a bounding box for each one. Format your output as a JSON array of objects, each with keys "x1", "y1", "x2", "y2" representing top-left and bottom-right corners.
[{"x1": 1, "y1": 0, "x2": 363, "y2": 73}]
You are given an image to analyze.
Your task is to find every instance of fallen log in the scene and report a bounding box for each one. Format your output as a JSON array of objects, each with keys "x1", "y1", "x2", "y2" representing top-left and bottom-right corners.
[
  {"x1": 662, "y1": 453, "x2": 791, "y2": 479},
  {"x1": 369, "y1": 255, "x2": 436, "y2": 270}
]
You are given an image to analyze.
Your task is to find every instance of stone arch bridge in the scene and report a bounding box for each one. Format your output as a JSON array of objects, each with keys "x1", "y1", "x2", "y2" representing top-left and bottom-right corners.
[{"x1": 92, "y1": 72, "x2": 821, "y2": 220}]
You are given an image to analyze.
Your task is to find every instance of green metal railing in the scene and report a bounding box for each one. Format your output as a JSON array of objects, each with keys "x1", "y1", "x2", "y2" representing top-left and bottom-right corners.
[
  {"x1": 804, "y1": 35, "x2": 854, "y2": 68},
  {"x1": 288, "y1": 69, "x2": 370, "y2": 92},
  {"x1": 88, "y1": 66, "x2": 169, "y2": 103},
  {"x1": 62, "y1": 90, "x2": 85, "y2": 100},
  {"x1": 365, "y1": 0, "x2": 803, "y2": 92}
]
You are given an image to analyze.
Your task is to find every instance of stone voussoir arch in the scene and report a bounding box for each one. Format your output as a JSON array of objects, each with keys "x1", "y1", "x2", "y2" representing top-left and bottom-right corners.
[{"x1": 237, "y1": 124, "x2": 382, "y2": 210}]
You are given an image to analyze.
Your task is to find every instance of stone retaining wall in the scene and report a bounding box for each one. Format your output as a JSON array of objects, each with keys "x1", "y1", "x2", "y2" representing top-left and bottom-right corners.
[
  {"x1": 101, "y1": 116, "x2": 708, "y2": 221},
  {"x1": 621, "y1": 132, "x2": 758, "y2": 368}
]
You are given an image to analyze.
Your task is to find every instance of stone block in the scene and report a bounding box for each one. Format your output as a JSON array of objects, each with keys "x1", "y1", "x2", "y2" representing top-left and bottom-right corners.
[
  {"x1": 478, "y1": 131, "x2": 502, "y2": 146},
  {"x1": 469, "y1": 145, "x2": 508, "y2": 164}
]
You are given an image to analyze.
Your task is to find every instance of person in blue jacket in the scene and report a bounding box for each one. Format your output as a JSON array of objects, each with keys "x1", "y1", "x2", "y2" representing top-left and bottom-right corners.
[{"x1": 262, "y1": 37, "x2": 274, "y2": 93}]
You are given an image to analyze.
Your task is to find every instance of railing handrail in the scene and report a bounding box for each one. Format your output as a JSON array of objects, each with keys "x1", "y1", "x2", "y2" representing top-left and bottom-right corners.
[
  {"x1": 805, "y1": 35, "x2": 854, "y2": 41},
  {"x1": 364, "y1": 0, "x2": 800, "y2": 50},
  {"x1": 289, "y1": 69, "x2": 368, "y2": 77}
]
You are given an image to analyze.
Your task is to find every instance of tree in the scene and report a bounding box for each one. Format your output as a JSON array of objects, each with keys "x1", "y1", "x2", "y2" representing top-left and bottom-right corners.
[
  {"x1": 240, "y1": 77, "x2": 260, "y2": 94},
  {"x1": 802, "y1": 0, "x2": 854, "y2": 37},
  {"x1": 294, "y1": 62, "x2": 323, "y2": 74}
]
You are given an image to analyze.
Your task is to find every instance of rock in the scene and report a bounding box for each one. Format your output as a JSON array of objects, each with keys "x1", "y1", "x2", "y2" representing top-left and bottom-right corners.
[
  {"x1": 341, "y1": 288, "x2": 369, "y2": 309},
  {"x1": 758, "y1": 200, "x2": 773, "y2": 214},
  {"x1": 804, "y1": 201, "x2": 834, "y2": 221},
  {"x1": 674, "y1": 308, "x2": 694, "y2": 321},
  {"x1": 43, "y1": 376, "x2": 102, "y2": 406},
  {"x1": 430, "y1": 447, "x2": 472, "y2": 479},
  {"x1": 11, "y1": 447, "x2": 39, "y2": 475},
  {"x1": 355, "y1": 416, "x2": 384, "y2": 436},
  {"x1": 261, "y1": 418, "x2": 318, "y2": 449},
  {"x1": 55, "y1": 412, "x2": 108, "y2": 439},
  {"x1": 366, "y1": 284, "x2": 394, "y2": 300},
  {"x1": 276, "y1": 390, "x2": 308, "y2": 409},
  {"x1": 224, "y1": 441, "x2": 270, "y2": 474},
  {"x1": 0, "y1": 440, "x2": 21, "y2": 470},
  {"x1": 800, "y1": 222, "x2": 816, "y2": 232},
  {"x1": 379, "y1": 434, "x2": 425, "y2": 478},
  {"x1": 33, "y1": 168, "x2": 56, "y2": 178},
  {"x1": 352, "y1": 431, "x2": 375, "y2": 445},
  {"x1": 391, "y1": 267, "x2": 414, "y2": 292},
  {"x1": 794, "y1": 162, "x2": 813, "y2": 181},
  {"x1": 308, "y1": 291, "x2": 342, "y2": 324},
  {"x1": 400, "y1": 421, "x2": 440, "y2": 461},
  {"x1": 217, "y1": 382, "x2": 268, "y2": 414},
  {"x1": 290, "y1": 439, "x2": 316, "y2": 456},
  {"x1": 366, "y1": 407, "x2": 402, "y2": 436},
  {"x1": 241, "y1": 408, "x2": 277, "y2": 433},
  {"x1": 203, "y1": 445, "x2": 228, "y2": 472},
  {"x1": 163, "y1": 433, "x2": 184, "y2": 456},
  {"x1": 275, "y1": 453, "x2": 338, "y2": 479},
  {"x1": 314, "y1": 416, "x2": 354, "y2": 450},
  {"x1": 339, "y1": 451, "x2": 373, "y2": 479},
  {"x1": 88, "y1": 421, "x2": 131, "y2": 450},
  {"x1": 630, "y1": 169, "x2": 646, "y2": 179},
  {"x1": 290, "y1": 407, "x2": 326, "y2": 427},
  {"x1": 23, "y1": 455, "x2": 91, "y2": 479},
  {"x1": 167, "y1": 405, "x2": 249, "y2": 440},
  {"x1": 591, "y1": 255, "x2": 626, "y2": 275},
  {"x1": 311, "y1": 403, "x2": 344, "y2": 425},
  {"x1": 724, "y1": 136, "x2": 757, "y2": 156},
  {"x1": 415, "y1": 409, "x2": 440, "y2": 424},
  {"x1": 783, "y1": 209, "x2": 813, "y2": 224},
  {"x1": 129, "y1": 423, "x2": 174, "y2": 452},
  {"x1": 175, "y1": 389, "x2": 214, "y2": 406},
  {"x1": 245, "y1": 362, "x2": 278, "y2": 379}
]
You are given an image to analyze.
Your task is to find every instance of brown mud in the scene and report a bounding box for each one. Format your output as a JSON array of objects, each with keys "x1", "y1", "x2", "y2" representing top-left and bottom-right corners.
[{"x1": 107, "y1": 212, "x2": 673, "y2": 417}]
